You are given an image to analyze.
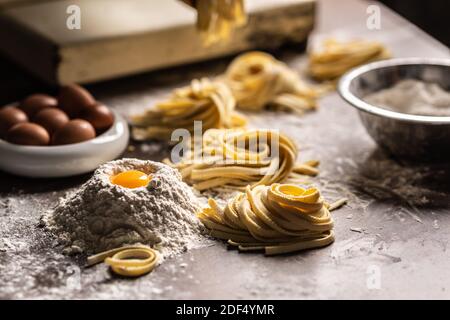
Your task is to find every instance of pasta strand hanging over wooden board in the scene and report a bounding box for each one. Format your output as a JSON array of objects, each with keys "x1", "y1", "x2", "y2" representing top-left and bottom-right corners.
[{"x1": 182, "y1": 0, "x2": 247, "y2": 45}]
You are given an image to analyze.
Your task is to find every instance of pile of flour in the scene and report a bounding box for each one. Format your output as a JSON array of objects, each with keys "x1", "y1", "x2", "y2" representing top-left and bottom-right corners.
[
  {"x1": 365, "y1": 79, "x2": 450, "y2": 116},
  {"x1": 42, "y1": 159, "x2": 206, "y2": 258}
]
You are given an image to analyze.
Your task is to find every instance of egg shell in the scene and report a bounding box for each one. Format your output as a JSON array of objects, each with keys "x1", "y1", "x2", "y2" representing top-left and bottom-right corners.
[
  {"x1": 52, "y1": 119, "x2": 96, "y2": 145},
  {"x1": 58, "y1": 84, "x2": 96, "y2": 118},
  {"x1": 20, "y1": 94, "x2": 58, "y2": 118},
  {"x1": 79, "y1": 103, "x2": 114, "y2": 133},
  {"x1": 0, "y1": 106, "x2": 29, "y2": 138},
  {"x1": 33, "y1": 108, "x2": 70, "y2": 135},
  {"x1": 6, "y1": 123, "x2": 50, "y2": 146}
]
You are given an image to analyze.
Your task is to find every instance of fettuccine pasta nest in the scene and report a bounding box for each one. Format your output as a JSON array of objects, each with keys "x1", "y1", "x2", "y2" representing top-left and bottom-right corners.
[
  {"x1": 225, "y1": 51, "x2": 329, "y2": 114},
  {"x1": 165, "y1": 128, "x2": 317, "y2": 191},
  {"x1": 131, "y1": 78, "x2": 247, "y2": 141},
  {"x1": 309, "y1": 38, "x2": 391, "y2": 81},
  {"x1": 198, "y1": 183, "x2": 337, "y2": 255}
]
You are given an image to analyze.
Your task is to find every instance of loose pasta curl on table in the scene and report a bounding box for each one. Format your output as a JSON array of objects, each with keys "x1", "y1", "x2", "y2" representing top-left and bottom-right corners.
[{"x1": 87, "y1": 246, "x2": 159, "y2": 277}]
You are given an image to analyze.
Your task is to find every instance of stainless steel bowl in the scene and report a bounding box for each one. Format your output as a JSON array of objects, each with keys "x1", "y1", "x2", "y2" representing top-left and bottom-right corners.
[{"x1": 338, "y1": 57, "x2": 450, "y2": 161}]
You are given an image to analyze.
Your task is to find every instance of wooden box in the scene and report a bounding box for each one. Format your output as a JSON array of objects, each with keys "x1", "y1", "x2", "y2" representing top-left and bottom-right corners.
[{"x1": 0, "y1": 0, "x2": 316, "y2": 84}]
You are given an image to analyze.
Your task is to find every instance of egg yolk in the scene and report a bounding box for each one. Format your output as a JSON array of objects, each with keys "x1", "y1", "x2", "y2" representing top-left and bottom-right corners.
[{"x1": 110, "y1": 170, "x2": 151, "y2": 189}]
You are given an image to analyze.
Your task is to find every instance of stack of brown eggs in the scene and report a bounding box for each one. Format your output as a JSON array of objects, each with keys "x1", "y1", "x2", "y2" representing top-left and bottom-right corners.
[{"x1": 0, "y1": 84, "x2": 114, "y2": 146}]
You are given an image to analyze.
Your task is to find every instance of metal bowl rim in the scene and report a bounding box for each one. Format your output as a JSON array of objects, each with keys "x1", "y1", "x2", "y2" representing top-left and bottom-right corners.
[{"x1": 338, "y1": 57, "x2": 450, "y2": 124}]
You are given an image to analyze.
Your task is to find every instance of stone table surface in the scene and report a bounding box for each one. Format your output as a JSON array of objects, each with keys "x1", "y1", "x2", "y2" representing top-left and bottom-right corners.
[{"x1": 1, "y1": 0, "x2": 450, "y2": 299}]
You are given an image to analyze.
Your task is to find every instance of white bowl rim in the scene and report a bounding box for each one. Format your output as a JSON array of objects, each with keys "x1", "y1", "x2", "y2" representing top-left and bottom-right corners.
[
  {"x1": 338, "y1": 57, "x2": 450, "y2": 124},
  {"x1": 0, "y1": 109, "x2": 128, "y2": 153}
]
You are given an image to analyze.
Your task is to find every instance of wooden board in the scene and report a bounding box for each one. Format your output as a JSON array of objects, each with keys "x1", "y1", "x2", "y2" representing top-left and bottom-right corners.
[{"x1": 0, "y1": 0, "x2": 316, "y2": 84}]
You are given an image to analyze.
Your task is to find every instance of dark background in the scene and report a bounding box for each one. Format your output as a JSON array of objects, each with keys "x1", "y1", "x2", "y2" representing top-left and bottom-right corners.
[
  {"x1": 0, "y1": 0, "x2": 449, "y2": 106},
  {"x1": 380, "y1": 0, "x2": 450, "y2": 47}
]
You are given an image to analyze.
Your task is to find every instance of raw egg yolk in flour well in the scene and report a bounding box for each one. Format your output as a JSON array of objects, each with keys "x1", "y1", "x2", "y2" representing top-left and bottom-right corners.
[{"x1": 110, "y1": 170, "x2": 151, "y2": 189}]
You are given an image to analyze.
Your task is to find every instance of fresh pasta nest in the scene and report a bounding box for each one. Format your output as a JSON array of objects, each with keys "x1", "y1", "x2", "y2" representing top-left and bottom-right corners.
[
  {"x1": 165, "y1": 128, "x2": 304, "y2": 191},
  {"x1": 309, "y1": 38, "x2": 391, "y2": 80},
  {"x1": 198, "y1": 183, "x2": 335, "y2": 255},
  {"x1": 225, "y1": 51, "x2": 325, "y2": 114},
  {"x1": 131, "y1": 78, "x2": 246, "y2": 141}
]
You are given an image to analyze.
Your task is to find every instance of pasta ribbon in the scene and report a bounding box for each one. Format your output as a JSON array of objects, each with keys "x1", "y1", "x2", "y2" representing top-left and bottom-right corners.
[
  {"x1": 225, "y1": 51, "x2": 328, "y2": 114},
  {"x1": 87, "y1": 246, "x2": 159, "y2": 278},
  {"x1": 194, "y1": 0, "x2": 247, "y2": 45},
  {"x1": 166, "y1": 128, "x2": 316, "y2": 191},
  {"x1": 198, "y1": 183, "x2": 337, "y2": 255},
  {"x1": 309, "y1": 38, "x2": 390, "y2": 80},
  {"x1": 131, "y1": 78, "x2": 247, "y2": 141}
]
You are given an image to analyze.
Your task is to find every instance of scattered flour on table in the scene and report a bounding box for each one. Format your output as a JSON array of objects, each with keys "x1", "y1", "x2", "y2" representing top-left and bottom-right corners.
[{"x1": 42, "y1": 159, "x2": 206, "y2": 259}]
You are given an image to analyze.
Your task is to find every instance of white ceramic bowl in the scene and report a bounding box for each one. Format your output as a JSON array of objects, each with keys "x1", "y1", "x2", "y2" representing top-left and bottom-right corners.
[{"x1": 0, "y1": 110, "x2": 129, "y2": 178}]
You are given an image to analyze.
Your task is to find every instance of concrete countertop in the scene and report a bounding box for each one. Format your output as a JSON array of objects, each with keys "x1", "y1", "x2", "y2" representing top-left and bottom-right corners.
[{"x1": 0, "y1": 0, "x2": 449, "y2": 299}]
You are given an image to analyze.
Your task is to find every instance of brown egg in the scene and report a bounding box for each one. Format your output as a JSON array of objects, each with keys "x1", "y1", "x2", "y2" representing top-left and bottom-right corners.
[
  {"x1": 0, "y1": 106, "x2": 29, "y2": 138},
  {"x1": 79, "y1": 103, "x2": 114, "y2": 133},
  {"x1": 33, "y1": 108, "x2": 70, "y2": 135},
  {"x1": 6, "y1": 123, "x2": 50, "y2": 146},
  {"x1": 58, "y1": 84, "x2": 96, "y2": 118},
  {"x1": 20, "y1": 94, "x2": 58, "y2": 118},
  {"x1": 52, "y1": 119, "x2": 96, "y2": 145}
]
